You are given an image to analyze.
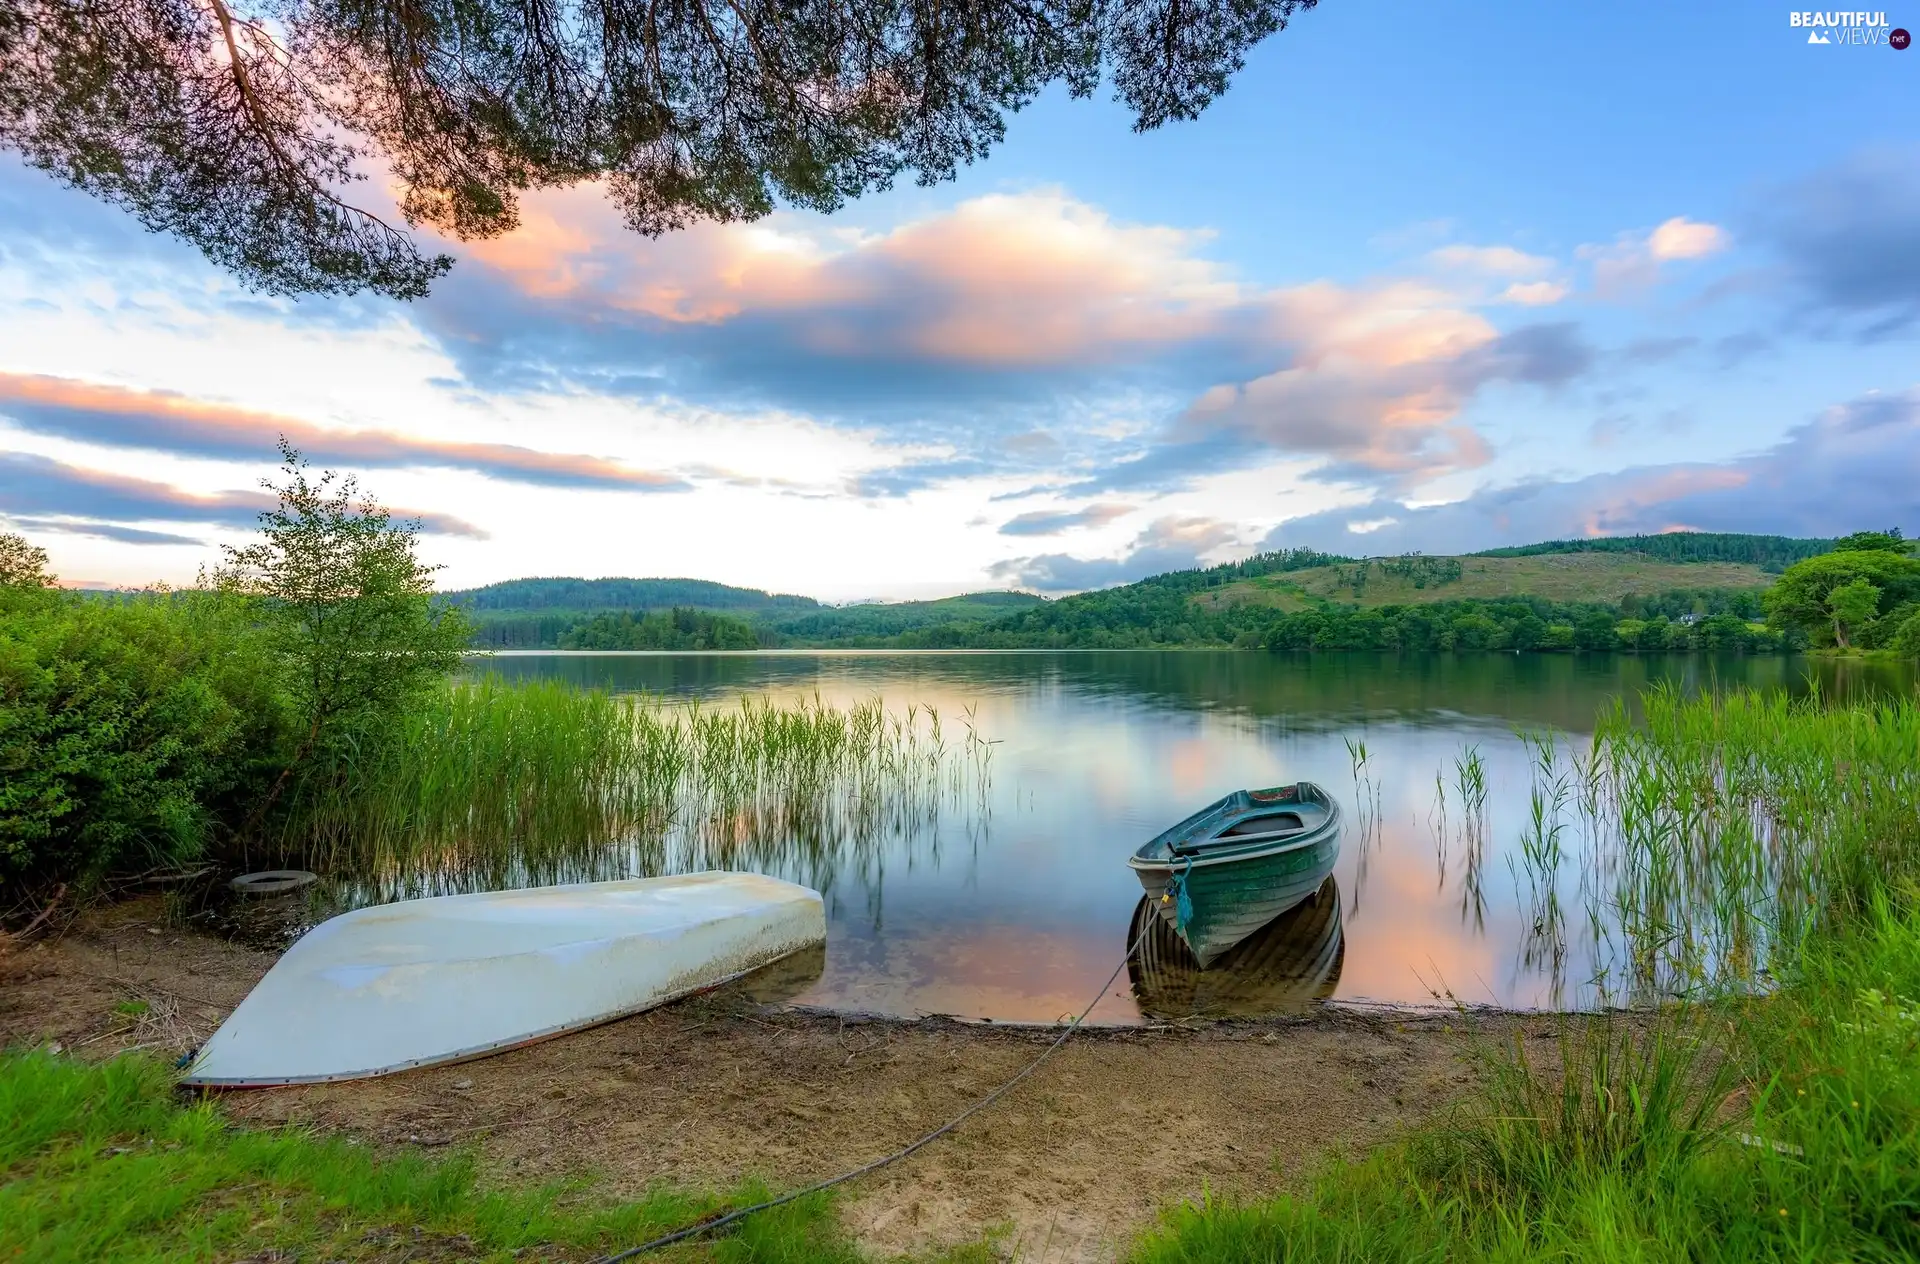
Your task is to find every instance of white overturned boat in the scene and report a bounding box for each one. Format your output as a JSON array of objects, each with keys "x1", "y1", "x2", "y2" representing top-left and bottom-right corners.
[{"x1": 181, "y1": 872, "x2": 825, "y2": 1087}]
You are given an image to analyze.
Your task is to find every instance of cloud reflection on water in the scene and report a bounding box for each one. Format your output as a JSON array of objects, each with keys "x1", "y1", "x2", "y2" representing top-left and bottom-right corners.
[{"x1": 465, "y1": 651, "x2": 1915, "y2": 1021}]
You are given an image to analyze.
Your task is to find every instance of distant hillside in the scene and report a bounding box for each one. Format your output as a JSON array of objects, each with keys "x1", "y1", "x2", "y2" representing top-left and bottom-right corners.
[
  {"x1": 1474, "y1": 532, "x2": 1832, "y2": 572},
  {"x1": 763, "y1": 591, "x2": 1044, "y2": 643},
  {"x1": 884, "y1": 549, "x2": 1350, "y2": 649},
  {"x1": 448, "y1": 576, "x2": 821, "y2": 648},
  {"x1": 886, "y1": 537, "x2": 1817, "y2": 650},
  {"x1": 1198, "y1": 553, "x2": 1779, "y2": 613},
  {"x1": 448, "y1": 533, "x2": 1849, "y2": 652},
  {"x1": 447, "y1": 576, "x2": 819, "y2": 612},
  {"x1": 451, "y1": 580, "x2": 1045, "y2": 648}
]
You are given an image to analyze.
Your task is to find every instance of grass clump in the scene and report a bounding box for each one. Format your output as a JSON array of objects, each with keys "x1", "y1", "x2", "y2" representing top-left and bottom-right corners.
[
  {"x1": 0, "y1": 1046, "x2": 875, "y2": 1263},
  {"x1": 1735, "y1": 893, "x2": 1920, "y2": 1257}
]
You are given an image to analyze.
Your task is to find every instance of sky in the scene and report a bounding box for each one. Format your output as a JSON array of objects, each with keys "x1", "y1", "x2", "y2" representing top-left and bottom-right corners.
[{"x1": 2, "y1": 2, "x2": 1917, "y2": 599}]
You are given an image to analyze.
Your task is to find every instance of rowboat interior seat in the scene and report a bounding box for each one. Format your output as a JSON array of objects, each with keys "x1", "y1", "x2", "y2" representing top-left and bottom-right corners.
[{"x1": 1220, "y1": 812, "x2": 1305, "y2": 837}]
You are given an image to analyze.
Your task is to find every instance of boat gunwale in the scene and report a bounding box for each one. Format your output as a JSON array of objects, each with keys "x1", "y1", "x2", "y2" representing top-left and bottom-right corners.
[
  {"x1": 1136, "y1": 782, "x2": 1333, "y2": 845},
  {"x1": 1126, "y1": 811, "x2": 1340, "y2": 872}
]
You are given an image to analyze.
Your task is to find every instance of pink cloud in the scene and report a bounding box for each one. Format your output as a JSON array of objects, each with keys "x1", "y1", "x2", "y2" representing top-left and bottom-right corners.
[
  {"x1": 1500, "y1": 280, "x2": 1570, "y2": 306},
  {"x1": 449, "y1": 188, "x2": 1598, "y2": 487},
  {"x1": 1427, "y1": 244, "x2": 1555, "y2": 276},
  {"x1": 460, "y1": 187, "x2": 1246, "y2": 367},
  {"x1": 0, "y1": 372, "x2": 685, "y2": 491},
  {"x1": 453, "y1": 186, "x2": 1517, "y2": 375},
  {"x1": 1264, "y1": 388, "x2": 1920, "y2": 555},
  {"x1": 1582, "y1": 216, "x2": 1730, "y2": 296},
  {"x1": 1647, "y1": 216, "x2": 1729, "y2": 261}
]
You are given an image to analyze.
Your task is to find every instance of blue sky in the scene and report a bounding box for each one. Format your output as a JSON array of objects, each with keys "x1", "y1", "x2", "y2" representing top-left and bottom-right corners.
[{"x1": 1, "y1": 1, "x2": 1916, "y2": 597}]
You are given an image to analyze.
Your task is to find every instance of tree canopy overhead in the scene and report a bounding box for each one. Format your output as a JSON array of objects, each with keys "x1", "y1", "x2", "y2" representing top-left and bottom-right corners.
[{"x1": 0, "y1": 0, "x2": 1317, "y2": 298}]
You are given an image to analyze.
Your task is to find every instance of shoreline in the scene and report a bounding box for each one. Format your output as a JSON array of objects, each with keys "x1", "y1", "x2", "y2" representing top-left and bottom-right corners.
[{"x1": 2, "y1": 896, "x2": 1554, "y2": 1261}]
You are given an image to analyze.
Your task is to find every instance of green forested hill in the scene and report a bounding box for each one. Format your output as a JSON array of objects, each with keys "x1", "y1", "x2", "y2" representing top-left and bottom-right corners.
[
  {"x1": 447, "y1": 576, "x2": 819, "y2": 612},
  {"x1": 559, "y1": 607, "x2": 766, "y2": 650},
  {"x1": 455, "y1": 582, "x2": 1046, "y2": 648},
  {"x1": 1474, "y1": 532, "x2": 1832, "y2": 571},
  {"x1": 853, "y1": 538, "x2": 1815, "y2": 651},
  {"x1": 449, "y1": 533, "x2": 1868, "y2": 653},
  {"x1": 1199, "y1": 552, "x2": 1779, "y2": 612},
  {"x1": 763, "y1": 591, "x2": 1044, "y2": 643},
  {"x1": 446, "y1": 577, "x2": 819, "y2": 648}
]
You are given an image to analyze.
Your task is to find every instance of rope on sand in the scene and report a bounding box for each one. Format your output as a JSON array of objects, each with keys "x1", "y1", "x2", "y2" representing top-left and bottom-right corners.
[{"x1": 588, "y1": 922, "x2": 1154, "y2": 1262}]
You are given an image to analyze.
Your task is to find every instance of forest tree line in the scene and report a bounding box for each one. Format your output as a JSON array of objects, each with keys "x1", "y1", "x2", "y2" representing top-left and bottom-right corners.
[{"x1": 454, "y1": 532, "x2": 1920, "y2": 656}]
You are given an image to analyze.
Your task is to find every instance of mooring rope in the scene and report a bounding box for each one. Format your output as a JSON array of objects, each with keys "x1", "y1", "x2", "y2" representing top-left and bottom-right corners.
[{"x1": 587, "y1": 919, "x2": 1156, "y2": 1263}]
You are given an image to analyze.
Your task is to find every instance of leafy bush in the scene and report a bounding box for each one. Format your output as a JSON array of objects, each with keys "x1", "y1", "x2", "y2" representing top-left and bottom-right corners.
[
  {"x1": 1, "y1": 445, "x2": 470, "y2": 897},
  {"x1": 0, "y1": 588, "x2": 291, "y2": 890},
  {"x1": 1893, "y1": 610, "x2": 1920, "y2": 658}
]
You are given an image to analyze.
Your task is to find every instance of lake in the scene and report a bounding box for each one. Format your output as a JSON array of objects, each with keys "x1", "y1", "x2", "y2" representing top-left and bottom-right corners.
[{"x1": 457, "y1": 650, "x2": 1915, "y2": 1023}]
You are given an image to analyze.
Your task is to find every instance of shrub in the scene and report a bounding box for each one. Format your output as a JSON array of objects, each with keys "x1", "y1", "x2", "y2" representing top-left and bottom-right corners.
[
  {"x1": 0, "y1": 590, "x2": 292, "y2": 890},
  {"x1": 1893, "y1": 610, "x2": 1920, "y2": 658}
]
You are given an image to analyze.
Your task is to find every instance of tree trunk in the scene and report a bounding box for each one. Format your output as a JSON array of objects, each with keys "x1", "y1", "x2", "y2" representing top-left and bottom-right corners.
[{"x1": 236, "y1": 713, "x2": 324, "y2": 854}]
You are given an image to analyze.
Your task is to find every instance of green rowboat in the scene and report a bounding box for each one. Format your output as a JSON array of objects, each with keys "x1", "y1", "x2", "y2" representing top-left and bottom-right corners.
[{"x1": 1127, "y1": 782, "x2": 1342, "y2": 967}]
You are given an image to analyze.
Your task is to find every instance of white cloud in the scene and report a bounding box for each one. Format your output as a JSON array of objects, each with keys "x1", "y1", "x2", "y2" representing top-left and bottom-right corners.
[
  {"x1": 1647, "y1": 216, "x2": 1730, "y2": 261},
  {"x1": 1499, "y1": 280, "x2": 1570, "y2": 306},
  {"x1": 1427, "y1": 244, "x2": 1555, "y2": 276},
  {"x1": 1266, "y1": 387, "x2": 1920, "y2": 555},
  {"x1": 988, "y1": 515, "x2": 1249, "y2": 592},
  {"x1": 1582, "y1": 216, "x2": 1731, "y2": 296}
]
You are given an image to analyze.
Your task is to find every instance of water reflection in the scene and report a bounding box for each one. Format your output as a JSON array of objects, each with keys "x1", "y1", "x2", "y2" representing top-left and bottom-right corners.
[
  {"x1": 334, "y1": 650, "x2": 1919, "y2": 1022},
  {"x1": 476, "y1": 649, "x2": 1913, "y2": 731},
  {"x1": 735, "y1": 942, "x2": 828, "y2": 1005},
  {"x1": 1127, "y1": 879, "x2": 1344, "y2": 1020}
]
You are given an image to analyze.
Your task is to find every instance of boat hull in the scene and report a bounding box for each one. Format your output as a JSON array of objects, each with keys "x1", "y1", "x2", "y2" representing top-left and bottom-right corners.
[
  {"x1": 180, "y1": 871, "x2": 825, "y2": 1087},
  {"x1": 1129, "y1": 829, "x2": 1339, "y2": 966}
]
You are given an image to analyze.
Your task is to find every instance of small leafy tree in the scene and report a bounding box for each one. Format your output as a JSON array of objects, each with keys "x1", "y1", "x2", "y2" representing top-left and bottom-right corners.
[
  {"x1": 1825, "y1": 579, "x2": 1882, "y2": 649},
  {"x1": 1831, "y1": 529, "x2": 1912, "y2": 554},
  {"x1": 0, "y1": 532, "x2": 53, "y2": 588},
  {"x1": 1763, "y1": 545, "x2": 1920, "y2": 648},
  {"x1": 210, "y1": 440, "x2": 469, "y2": 832},
  {"x1": 1894, "y1": 611, "x2": 1920, "y2": 658}
]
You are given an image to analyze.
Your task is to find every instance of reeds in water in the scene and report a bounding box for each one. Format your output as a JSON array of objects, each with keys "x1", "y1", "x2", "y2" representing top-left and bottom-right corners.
[
  {"x1": 1455, "y1": 744, "x2": 1491, "y2": 933},
  {"x1": 1579, "y1": 685, "x2": 1920, "y2": 1002},
  {"x1": 276, "y1": 679, "x2": 994, "y2": 904}
]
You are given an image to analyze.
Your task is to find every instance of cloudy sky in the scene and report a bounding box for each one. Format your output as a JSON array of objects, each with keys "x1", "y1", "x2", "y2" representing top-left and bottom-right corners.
[{"x1": 2, "y1": 3, "x2": 1916, "y2": 598}]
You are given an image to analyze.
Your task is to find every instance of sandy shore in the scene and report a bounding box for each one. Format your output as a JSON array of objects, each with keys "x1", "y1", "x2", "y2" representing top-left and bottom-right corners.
[{"x1": 1, "y1": 898, "x2": 1541, "y2": 1261}]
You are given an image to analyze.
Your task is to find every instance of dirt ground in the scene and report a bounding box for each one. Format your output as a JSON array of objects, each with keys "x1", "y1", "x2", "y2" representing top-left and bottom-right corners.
[{"x1": 0, "y1": 898, "x2": 1541, "y2": 1262}]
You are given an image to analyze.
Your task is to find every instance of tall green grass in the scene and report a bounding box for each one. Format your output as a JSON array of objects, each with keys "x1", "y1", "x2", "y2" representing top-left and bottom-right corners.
[
  {"x1": 271, "y1": 680, "x2": 993, "y2": 903},
  {"x1": 1579, "y1": 686, "x2": 1920, "y2": 1002},
  {"x1": 1133, "y1": 688, "x2": 1920, "y2": 1263}
]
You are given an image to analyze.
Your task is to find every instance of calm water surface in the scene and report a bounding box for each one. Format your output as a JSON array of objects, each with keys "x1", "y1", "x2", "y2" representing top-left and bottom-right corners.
[{"x1": 460, "y1": 651, "x2": 1915, "y2": 1023}]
